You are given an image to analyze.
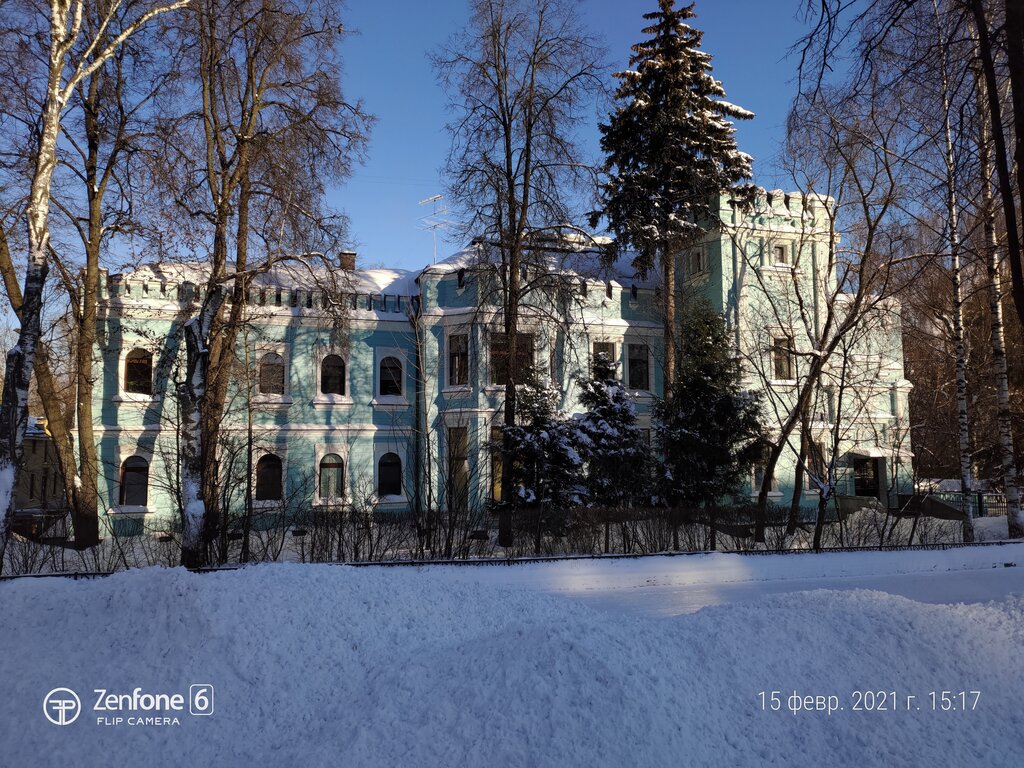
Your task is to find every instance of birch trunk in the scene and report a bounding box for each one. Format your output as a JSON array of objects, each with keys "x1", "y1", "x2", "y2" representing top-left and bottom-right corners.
[
  {"x1": 935, "y1": 11, "x2": 974, "y2": 542},
  {"x1": 0, "y1": 24, "x2": 65, "y2": 564},
  {"x1": 976, "y1": 82, "x2": 1024, "y2": 537},
  {"x1": 0, "y1": 0, "x2": 188, "y2": 567},
  {"x1": 179, "y1": 285, "x2": 224, "y2": 567}
]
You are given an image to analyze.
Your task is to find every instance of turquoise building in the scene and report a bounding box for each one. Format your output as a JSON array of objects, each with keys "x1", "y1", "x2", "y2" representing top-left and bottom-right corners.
[{"x1": 93, "y1": 190, "x2": 912, "y2": 537}]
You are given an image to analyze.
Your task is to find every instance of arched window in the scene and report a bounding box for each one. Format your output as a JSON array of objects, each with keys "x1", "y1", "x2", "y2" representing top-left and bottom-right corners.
[
  {"x1": 319, "y1": 454, "x2": 345, "y2": 501},
  {"x1": 379, "y1": 356, "x2": 403, "y2": 397},
  {"x1": 321, "y1": 355, "x2": 346, "y2": 396},
  {"x1": 259, "y1": 353, "x2": 285, "y2": 395},
  {"x1": 119, "y1": 456, "x2": 149, "y2": 506},
  {"x1": 124, "y1": 348, "x2": 153, "y2": 395},
  {"x1": 377, "y1": 452, "x2": 402, "y2": 497},
  {"x1": 255, "y1": 454, "x2": 283, "y2": 501}
]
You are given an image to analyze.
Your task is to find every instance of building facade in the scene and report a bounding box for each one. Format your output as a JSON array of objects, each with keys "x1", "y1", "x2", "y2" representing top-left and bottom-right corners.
[{"x1": 91, "y1": 191, "x2": 913, "y2": 537}]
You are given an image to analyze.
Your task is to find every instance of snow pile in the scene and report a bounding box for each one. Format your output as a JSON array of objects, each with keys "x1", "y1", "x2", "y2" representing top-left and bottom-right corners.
[{"x1": 1, "y1": 562, "x2": 1021, "y2": 766}]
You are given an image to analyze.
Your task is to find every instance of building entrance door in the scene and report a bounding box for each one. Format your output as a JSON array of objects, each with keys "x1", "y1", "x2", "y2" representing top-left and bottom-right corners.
[{"x1": 852, "y1": 457, "x2": 882, "y2": 499}]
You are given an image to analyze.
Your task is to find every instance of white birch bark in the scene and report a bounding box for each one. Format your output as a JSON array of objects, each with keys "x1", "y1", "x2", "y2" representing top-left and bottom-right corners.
[
  {"x1": 932, "y1": 2, "x2": 974, "y2": 542},
  {"x1": 179, "y1": 286, "x2": 224, "y2": 566},
  {"x1": 0, "y1": 0, "x2": 189, "y2": 569},
  {"x1": 976, "y1": 79, "x2": 1024, "y2": 536}
]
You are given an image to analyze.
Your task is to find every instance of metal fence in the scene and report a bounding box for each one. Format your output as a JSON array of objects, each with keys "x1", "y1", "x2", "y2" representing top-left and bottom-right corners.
[{"x1": 2, "y1": 538, "x2": 1020, "y2": 581}]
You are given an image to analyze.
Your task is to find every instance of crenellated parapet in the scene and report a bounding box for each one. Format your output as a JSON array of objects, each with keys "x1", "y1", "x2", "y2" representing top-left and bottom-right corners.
[
  {"x1": 718, "y1": 187, "x2": 835, "y2": 233},
  {"x1": 99, "y1": 260, "x2": 417, "y2": 321}
]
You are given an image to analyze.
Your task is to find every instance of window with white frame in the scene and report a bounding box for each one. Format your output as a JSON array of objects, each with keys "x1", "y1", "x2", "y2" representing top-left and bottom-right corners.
[
  {"x1": 489, "y1": 331, "x2": 534, "y2": 386},
  {"x1": 752, "y1": 447, "x2": 779, "y2": 494},
  {"x1": 446, "y1": 426, "x2": 469, "y2": 512},
  {"x1": 448, "y1": 333, "x2": 469, "y2": 387},
  {"x1": 320, "y1": 355, "x2": 346, "y2": 396},
  {"x1": 318, "y1": 454, "x2": 345, "y2": 502},
  {"x1": 490, "y1": 425, "x2": 503, "y2": 501},
  {"x1": 771, "y1": 335, "x2": 795, "y2": 380},
  {"x1": 686, "y1": 248, "x2": 708, "y2": 275},
  {"x1": 592, "y1": 341, "x2": 616, "y2": 378},
  {"x1": 773, "y1": 243, "x2": 788, "y2": 265},
  {"x1": 379, "y1": 356, "x2": 403, "y2": 397},
  {"x1": 258, "y1": 353, "x2": 286, "y2": 395},
  {"x1": 377, "y1": 452, "x2": 402, "y2": 497},
  {"x1": 626, "y1": 342, "x2": 650, "y2": 391},
  {"x1": 124, "y1": 348, "x2": 153, "y2": 395},
  {"x1": 118, "y1": 457, "x2": 149, "y2": 506},
  {"x1": 255, "y1": 454, "x2": 283, "y2": 501}
]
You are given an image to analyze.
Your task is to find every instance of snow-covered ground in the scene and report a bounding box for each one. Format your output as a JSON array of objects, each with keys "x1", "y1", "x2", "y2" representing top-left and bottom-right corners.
[
  {"x1": 427, "y1": 543, "x2": 1024, "y2": 616},
  {"x1": 1, "y1": 545, "x2": 1022, "y2": 767}
]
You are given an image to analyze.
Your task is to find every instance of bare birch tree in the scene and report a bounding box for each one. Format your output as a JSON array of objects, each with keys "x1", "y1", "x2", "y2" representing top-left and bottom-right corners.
[{"x1": 0, "y1": 0, "x2": 188, "y2": 567}]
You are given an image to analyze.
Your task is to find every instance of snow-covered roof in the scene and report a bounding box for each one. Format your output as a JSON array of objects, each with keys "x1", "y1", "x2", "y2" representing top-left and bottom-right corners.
[
  {"x1": 112, "y1": 259, "x2": 419, "y2": 297},
  {"x1": 420, "y1": 238, "x2": 659, "y2": 289}
]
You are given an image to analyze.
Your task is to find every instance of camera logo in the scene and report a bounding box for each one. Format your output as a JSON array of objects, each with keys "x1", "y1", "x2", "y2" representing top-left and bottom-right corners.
[
  {"x1": 189, "y1": 684, "x2": 214, "y2": 716},
  {"x1": 43, "y1": 688, "x2": 81, "y2": 726}
]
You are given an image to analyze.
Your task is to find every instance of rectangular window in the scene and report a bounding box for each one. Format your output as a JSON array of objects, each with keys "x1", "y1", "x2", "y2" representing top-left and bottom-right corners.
[
  {"x1": 772, "y1": 336, "x2": 795, "y2": 380},
  {"x1": 753, "y1": 454, "x2": 779, "y2": 494},
  {"x1": 686, "y1": 249, "x2": 707, "y2": 275},
  {"x1": 448, "y1": 334, "x2": 469, "y2": 387},
  {"x1": 490, "y1": 332, "x2": 534, "y2": 386},
  {"x1": 447, "y1": 427, "x2": 469, "y2": 513},
  {"x1": 627, "y1": 343, "x2": 650, "y2": 391},
  {"x1": 592, "y1": 341, "x2": 616, "y2": 376},
  {"x1": 773, "y1": 244, "x2": 788, "y2": 265},
  {"x1": 490, "y1": 426, "x2": 503, "y2": 501}
]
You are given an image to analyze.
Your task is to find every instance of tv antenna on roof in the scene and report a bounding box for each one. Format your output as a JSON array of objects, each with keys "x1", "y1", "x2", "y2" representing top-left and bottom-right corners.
[{"x1": 418, "y1": 194, "x2": 449, "y2": 264}]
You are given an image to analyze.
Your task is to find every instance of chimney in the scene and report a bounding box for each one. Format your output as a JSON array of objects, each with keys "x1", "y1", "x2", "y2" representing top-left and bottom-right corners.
[{"x1": 339, "y1": 250, "x2": 357, "y2": 271}]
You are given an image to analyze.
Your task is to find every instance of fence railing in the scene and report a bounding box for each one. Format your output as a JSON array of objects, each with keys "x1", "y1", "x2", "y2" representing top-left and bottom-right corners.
[
  {"x1": 903, "y1": 491, "x2": 1009, "y2": 518},
  {"x1": 2, "y1": 538, "x2": 1020, "y2": 581}
]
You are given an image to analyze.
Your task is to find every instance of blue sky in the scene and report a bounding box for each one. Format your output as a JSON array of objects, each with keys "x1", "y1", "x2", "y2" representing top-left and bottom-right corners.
[{"x1": 337, "y1": 1, "x2": 809, "y2": 272}]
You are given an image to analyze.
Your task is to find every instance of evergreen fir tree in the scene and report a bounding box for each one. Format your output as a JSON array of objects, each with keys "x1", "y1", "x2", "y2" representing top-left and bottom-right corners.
[
  {"x1": 573, "y1": 353, "x2": 650, "y2": 509},
  {"x1": 593, "y1": 0, "x2": 755, "y2": 395},
  {"x1": 501, "y1": 378, "x2": 586, "y2": 552},
  {"x1": 655, "y1": 299, "x2": 766, "y2": 548},
  {"x1": 572, "y1": 353, "x2": 651, "y2": 552}
]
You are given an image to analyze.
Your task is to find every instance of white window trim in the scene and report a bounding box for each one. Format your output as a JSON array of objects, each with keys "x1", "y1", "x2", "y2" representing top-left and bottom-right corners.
[
  {"x1": 254, "y1": 345, "x2": 292, "y2": 405},
  {"x1": 443, "y1": 327, "x2": 472, "y2": 393},
  {"x1": 767, "y1": 330, "x2": 798, "y2": 386},
  {"x1": 441, "y1": 416, "x2": 474, "y2": 513},
  {"x1": 750, "y1": 467, "x2": 783, "y2": 498},
  {"x1": 772, "y1": 242, "x2": 790, "y2": 266},
  {"x1": 115, "y1": 344, "x2": 160, "y2": 403},
  {"x1": 590, "y1": 336, "x2": 623, "y2": 379},
  {"x1": 374, "y1": 442, "x2": 408, "y2": 503},
  {"x1": 683, "y1": 246, "x2": 710, "y2": 280},
  {"x1": 624, "y1": 338, "x2": 655, "y2": 395},
  {"x1": 109, "y1": 447, "x2": 155, "y2": 514},
  {"x1": 313, "y1": 445, "x2": 350, "y2": 506},
  {"x1": 373, "y1": 346, "x2": 408, "y2": 405},
  {"x1": 484, "y1": 326, "x2": 537, "y2": 391},
  {"x1": 252, "y1": 446, "x2": 287, "y2": 509},
  {"x1": 312, "y1": 349, "x2": 353, "y2": 407}
]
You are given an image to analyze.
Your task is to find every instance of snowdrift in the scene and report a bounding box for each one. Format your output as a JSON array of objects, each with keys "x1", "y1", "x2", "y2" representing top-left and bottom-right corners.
[{"x1": 1, "y1": 563, "x2": 1022, "y2": 767}]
